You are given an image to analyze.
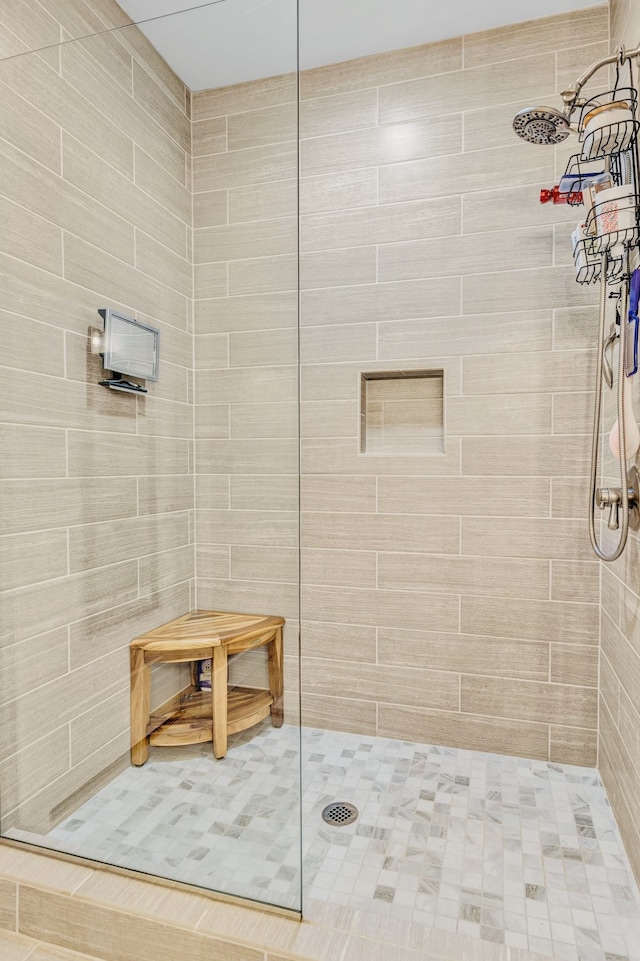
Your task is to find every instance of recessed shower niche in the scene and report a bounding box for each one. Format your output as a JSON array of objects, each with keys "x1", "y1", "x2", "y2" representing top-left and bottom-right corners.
[{"x1": 359, "y1": 370, "x2": 444, "y2": 455}]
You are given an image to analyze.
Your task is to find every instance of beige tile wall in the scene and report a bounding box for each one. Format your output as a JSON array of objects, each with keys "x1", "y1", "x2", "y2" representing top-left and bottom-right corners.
[
  {"x1": 192, "y1": 6, "x2": 607, "y2": 764},
  {"x1": 601, "y1": 0, "x2": 640, "y2": 884},
  {"x1": 192, "y1": 73, "x2": 301, "y2": 706},
  {"x1": 0, "y1": 2, "x2": 194, "y2": 832}
]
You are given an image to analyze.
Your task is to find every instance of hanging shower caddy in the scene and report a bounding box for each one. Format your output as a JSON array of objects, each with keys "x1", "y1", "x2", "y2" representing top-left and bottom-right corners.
[{"x1": 564, "y1": 84, "x2": 640, "y2": 285}]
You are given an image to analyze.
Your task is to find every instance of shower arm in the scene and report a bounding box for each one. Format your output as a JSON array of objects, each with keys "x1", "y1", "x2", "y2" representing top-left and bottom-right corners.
[{"x1": 561, "y1": 45, "x2": 640, "y2": 116}]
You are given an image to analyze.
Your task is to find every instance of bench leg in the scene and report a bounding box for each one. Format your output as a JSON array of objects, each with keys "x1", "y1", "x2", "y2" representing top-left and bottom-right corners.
[
  {"x1": 130, "y1": 648, "x2": 151, "y2": 766},
  {"x1": 268, "y1": 627, "x2": 284, "y2": 728},
  {"x1": 212, "y1": 646, "x2": 228, "y2": 759}
]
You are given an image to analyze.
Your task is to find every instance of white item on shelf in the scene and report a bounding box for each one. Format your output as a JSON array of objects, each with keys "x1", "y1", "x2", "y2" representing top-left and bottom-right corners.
[{"x1": 582, "y1": 101, "x2": 634, "y2": 156}]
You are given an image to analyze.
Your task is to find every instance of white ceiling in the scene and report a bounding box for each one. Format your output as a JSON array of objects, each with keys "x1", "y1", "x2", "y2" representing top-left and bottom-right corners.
[{"x1": 117, "y1": 0, "x2": 606, "y2": 91}]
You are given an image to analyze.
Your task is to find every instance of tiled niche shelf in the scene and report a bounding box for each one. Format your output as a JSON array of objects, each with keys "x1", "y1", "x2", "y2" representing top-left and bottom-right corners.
[{"x1": 360, "y1": 370, "x2": 444, "y2": 455}]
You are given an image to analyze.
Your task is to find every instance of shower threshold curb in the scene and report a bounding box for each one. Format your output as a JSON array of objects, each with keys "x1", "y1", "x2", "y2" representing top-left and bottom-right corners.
[{"x1": 0, "y1": 841, "x2": 556, "y2": 961}]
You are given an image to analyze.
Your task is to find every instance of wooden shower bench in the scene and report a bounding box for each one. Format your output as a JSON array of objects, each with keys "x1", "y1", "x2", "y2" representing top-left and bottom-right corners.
[{"x1": 130, "y1": 610, "x2": 284, "y2": 764}]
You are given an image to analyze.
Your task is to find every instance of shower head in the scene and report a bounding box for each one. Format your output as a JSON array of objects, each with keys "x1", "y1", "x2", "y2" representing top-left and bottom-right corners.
[{"x1": 512, "y1": 106, "x2": 572, "y2": 145}]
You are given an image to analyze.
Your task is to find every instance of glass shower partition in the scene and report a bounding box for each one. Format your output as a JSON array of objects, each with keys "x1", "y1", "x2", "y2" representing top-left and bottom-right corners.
[{"x1": 0, "y1": 0, "x2": 302, "y2": 915}]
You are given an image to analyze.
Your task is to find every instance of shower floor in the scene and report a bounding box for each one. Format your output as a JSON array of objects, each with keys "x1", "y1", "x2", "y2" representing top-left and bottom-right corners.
[{"x1": 16, "y1": 723, "x2": 640, "y2": 961}]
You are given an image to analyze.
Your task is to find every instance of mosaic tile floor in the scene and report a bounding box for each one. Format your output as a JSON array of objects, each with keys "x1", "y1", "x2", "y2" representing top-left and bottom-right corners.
[{"x1": 15, "y1": 723, "x2": 640, "y2": 961}]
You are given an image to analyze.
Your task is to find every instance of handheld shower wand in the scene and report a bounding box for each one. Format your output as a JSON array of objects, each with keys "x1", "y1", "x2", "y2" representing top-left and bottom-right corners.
[{"x1": 513, "y1": 45, "x2": 640, "y2": 560}]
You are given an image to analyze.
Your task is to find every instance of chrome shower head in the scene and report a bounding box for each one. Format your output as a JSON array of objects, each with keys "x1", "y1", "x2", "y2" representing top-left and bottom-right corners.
[{"x1": 512, "y1": 106, "x2": 572, "y2": 145}]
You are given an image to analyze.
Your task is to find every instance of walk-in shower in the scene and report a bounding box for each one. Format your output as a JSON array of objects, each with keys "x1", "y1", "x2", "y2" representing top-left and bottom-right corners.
[{"x1": 514, "y1": 46, "x2": 640, "y2": 560}]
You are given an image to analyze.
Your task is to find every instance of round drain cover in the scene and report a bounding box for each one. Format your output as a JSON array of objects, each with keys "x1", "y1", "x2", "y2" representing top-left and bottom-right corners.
[{"x1": 322, "y1": 801, "x2": 358, "y2": 826}]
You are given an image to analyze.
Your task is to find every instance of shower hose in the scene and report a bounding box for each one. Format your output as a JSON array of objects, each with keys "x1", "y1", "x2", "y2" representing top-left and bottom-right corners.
[{"x1": 589, "y1": 248, "x2": 630, "y2": 560}]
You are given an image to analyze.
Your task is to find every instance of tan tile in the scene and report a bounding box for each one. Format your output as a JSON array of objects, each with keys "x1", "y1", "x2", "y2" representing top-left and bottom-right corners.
[
  {"x1": 301, "y1": 247, "x2": 376, "y2": 290},
  {"x1": 551, "y1": 475, "x2": 591, "y2": 520},
  {"x1": 228, "y1": 102, "x2": 297, "y2": 151},
  {"x1": 134, "y1": 146, "x2": 191, "y2": 224},
  {"x1": 300, "y1": 475, "x2": 376, "y2": 513},
  {"x1": 196, "y1": 366, "x2": 297, "y2": 405},
  {"x1": 602, "y1": 609, "x2": 640, "y2": 715},
  {"x1": 379, "y1": 142, "x2": 553, "y2": 204},
  {"x1": 379, "y1": 53, "x2": 554, "y2": 124},
  {"x1": 301, "y1": 584, "x2": 458, "y2": 632},
  {"x1": 0, "y1": 76, "x2": 59, "y2": 171},
  {"x1": 301, "y1": 621, "x2": 376, "y2": 663},
  {"x1": 461, "y1": 517, "x2": 592, "y2": 562},
  {"x1": 0, "y1": 629, "x2": 69, "y2": 702},
  {"x1": 230, "y1": 402, "x2": 297, "y2": 439},
  {"x1": 0, "y1": 312, "x2": 64, "y2": 378},
  {"x1": 18, "y1": 886, "x2": 264, "y2": 961},
  {"x1": 302, "y1": 197, "x2": 461, "y2": 251},
  {"x1": 302, "y1": 548, "x2": 376, "y2": 588},
  {"x1": 301, "y1": 693, "x2": 376, "y2": 735},
  {"x1": 553, "y1": 305, "x2": 600, "y2": 351},
  {"x1": 300, "y1": 170, "x2": 377, "y2": 215},
  {"x1": 300, "y1": 38, "x2": 462, "y2": 99},
  {"x1": 137, "y1": 396, "x2": 193, "y2": 439},
  {"x1": 462, "y1": 435, "x2": 590, "y2": 477},
  {"x1": 61, "y1": 43, "x2": 186, "y2": 183},
  {"x1": 599, "y1": 730, "x2": 640, "y2": 883},
  {"x1": 63, "y1": 234, "x2": 187, "y2": 331},
  {"x1": 231, "y1": 545, "x2": 297, "y2": 584},
  {"x1": 551, "y1": 559, "x2": 599, "y2": 604},
  {"x1": 378, "y1": 703, "x2": 549, "y2": 760},
  {"x1": 196, "y1": 578, "x2": 299, "y2": 624},
  {"x1": 303, "y1": 511, "x2": 458, "y2": 554},
  {"x1": 461, "y1": 675, "x2": 596, "y2": 729},
  {"x1": 601, "y1": 567, "x2": 622, "y2": 626},
  {"x1": 462, "y1": 180, "x2": 575, "y2": 230},
  {"x1": 193, "y1": 141, "x2": 296, "y2": 193},
  {"x1": 378, "y1": 552, "x2": 549, "y2": 600},
  {"x1": 465, "y1": 265, "x2": 597, "y2": 316},
  {"x1": 228, "y1": 253, "x2": 297, "y2": 296},
  {"x1": 301, "y1": 114, "x2": 462, "y2": 179},
  {"x1": 1, "y1": 726, "x2": 71, "y2": 820},
  {"x1": 0, "y1": 48, "x2": 133, "y2": 178},
  {"x1": 301, "y1": 401, "x2": 358, "y2": 439},
  {"x1": 301, "y1": 323, "x2": 376, "y2": 365},
  {"x1": 69, "y1": 688, "x2": 129, "y2": 767},
  {"x1": 0, "y1": 878, "x2": 16, "y2": 931},
  {"x1": 194, "y1": 217, "x2": 297, "y2": 263},
  {"x1": 229, "y1": 328, "x2": 297, "y2": 368},
  {"x1": 304, "y1": 657, "x2": 459, "y2": 712},
  {"x1": 67, "y1": 431, "x2": 189, "y2": 477},
  {"x1": 137, "y1": 475, "x2": 194, "y2": 516},
  {"x1": 461, "y1": 595, "x2": 598, "y2": 645},
  {"x1": 69, "y1": 581, "x2": 189, "y2": 670},
  {"x1": 377, "y1": 476, "x2": 550, "y2": 518},
  {"x1": 193, "y1": 189, "x2": 228, "y2": 229},
  {"x1": 448, "y1": 393, "x2": 551, "y2": 436},
  {"x1": 0, "y1": 530, "x2": 68, "y2": 591},
  {"x1": 0, "y1": 477, "x2": 137, "y2": 535},
  {"x1": 229, "y1": 179, "x2": 297, "y2": 223},
  {"x1": 198, "y1": 509, "x2": 298, "y2": 548},
  {"x1": 302, "y1": 277, "x2": 460, "y2": 327},
  {"x1": 300, "y1": 88, "x2": 378, "y2": 138},
  {"x1": 463, "y1": 6, "x2": 608, "y2": 67},
  {"x1": 229, "y1": 475, "x2": 297, "y2": 512},
  {"x1": 135, "y1": 231, "x2": 191, "y2": 298},
  {"x1": 550, "y1": 643, "x2": 598, "y2": 687},
  {"x1": 303, "y1": 434, "x2": 461, "y2": 476},
  {"x1": 192, "y1": 73, "x2": 296, "y2": 120},
  {"x1": 196, "y1": 545, "x2": 231, "y2": 581},
  {"x1": 194, "y1": 405, "x2": 230, "y2": 439},
  {"x1": 378, "y1": 628, "x2": 548, "y2": 681},
  {"x1": 194, "y1": 332, "x2": 228, "y2": 368},
  {"x1": 192, "y1": 116, "x2": 227, "y2": 157},
  {"x1": 0, "y1": 425, "x2": 66, "y2": 480},
  {"x1": 197, "y1": 438, "x2": 298, "y2": 475},
  {"x1": 139, "y1": 544, "x2": 194, "y2": 596},
  {"x1": 132, "y1": 59, "x2": 190, "y2": 154},
  {"x1": 198, "y1": 902, "x2": 299, "y2": 953},
  {"x1": 0, "y1": 930, "x2": 39, "y2": 961}
]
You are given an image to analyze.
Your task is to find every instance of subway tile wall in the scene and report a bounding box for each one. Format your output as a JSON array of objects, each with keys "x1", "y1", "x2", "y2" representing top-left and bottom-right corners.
[
  {"x1": 601, "y1": 0, "x2": 640, "y2": 884},
  {"x1": 0, "y1": 3, "x2": 194, "y2": 832},
  {"x1": 193, "y1": 6, "x2": 608, "y2": 764}
]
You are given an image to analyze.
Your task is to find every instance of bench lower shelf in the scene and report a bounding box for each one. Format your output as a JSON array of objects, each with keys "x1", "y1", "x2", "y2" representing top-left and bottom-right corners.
[{"x1": 149, "y1": 686, "x2": 274, "y2": 748}]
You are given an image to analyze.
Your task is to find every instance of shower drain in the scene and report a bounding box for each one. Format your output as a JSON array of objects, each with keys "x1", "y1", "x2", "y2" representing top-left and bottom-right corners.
[{"x1": 321, "y1": 801, "x2": 359, "y2": 826}]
